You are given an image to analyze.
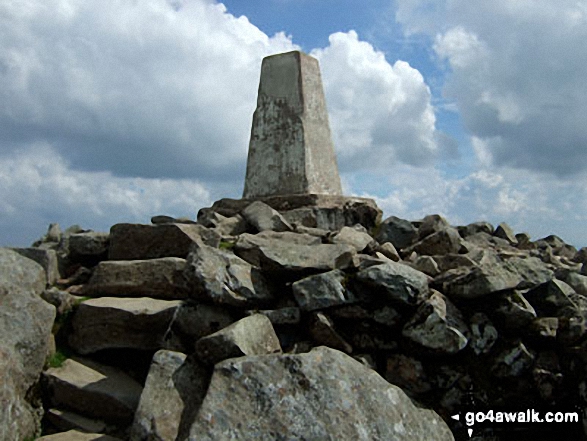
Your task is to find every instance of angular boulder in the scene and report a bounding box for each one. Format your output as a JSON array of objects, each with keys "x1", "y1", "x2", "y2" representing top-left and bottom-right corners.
[
  {"x1": 108, "y1": 223, "x2": 220, "y2": 260},
  {"x1": 12, "y1": 247, "x2": 60, "y2": 285},
  {"x1": 356, "y1": 262, "x2": 430, "y2": 307},
  {"x1": 184, "y1": 242, "x2": 273, "y2": 307},
  {"x1": 330, "y1": 226, "x2": 376, "y2": 252},
  {"x1": 84, "y1": 257, "x2": 188, "y2": 299},
  {"x1": 292, "y1": 269, "x2": 356, "y2": 311},
  {"x1": 195, "y1": 314, "x2": 282, "y2": 365},
  {"x1": 241, "y1": 200, "x2": 293, "y2": 232},
  {"x1": 69, "y1": 297, "x2": 181, "y2": 354},
  {"x1": 0, "y1": 248, "x2": 56, "y2": 441},
  {"x1": 188, "y1": 346, "x2": 454, "y2": 440},
  {"x1": 374, "y1": 215, "x2": 418, "y2": 250}
]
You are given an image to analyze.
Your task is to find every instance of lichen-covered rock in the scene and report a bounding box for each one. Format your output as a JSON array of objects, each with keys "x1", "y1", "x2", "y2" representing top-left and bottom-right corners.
[
  {"x1": 108, "y1": 223, "x2": 220, "y2": 260},
  {"x1": 84, "y1": 257, "x2": 188, "y2": 299},
  {"x1": 356, "y1": 261, "x2": 430, "y2": 306},
  {"x1": 195, "y1": 314, "x2": 282, "y2": 365},
  {"x1": 69, "y1": 297, "x2": 181, "y2": 353},
  {"x1": 188, "y1": 347, "x2": 454, "y2": 440},
  {"x1": 292, "y1": 269, "x2": 356, "y2": 311},
  {"x1": 402, "y1": 291, "x2": 469, "y2": 354},
  {"x1": 130, "y1": 350, "x2": 210, "y2": 441},
  {"x1": 43, "y1": 357, "x2": 142, "y2": 425},
  {"x1": 184, "y1": 241, "x2": 273, "y2": 307},
  {"x1": 0, "y1": 248, "x2": 56, "y2": 441}
]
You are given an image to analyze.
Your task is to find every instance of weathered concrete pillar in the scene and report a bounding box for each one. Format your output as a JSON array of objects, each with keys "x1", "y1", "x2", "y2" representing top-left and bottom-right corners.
[{"x1": 243, "y1": 51, "x2": 343, "y2": 198}]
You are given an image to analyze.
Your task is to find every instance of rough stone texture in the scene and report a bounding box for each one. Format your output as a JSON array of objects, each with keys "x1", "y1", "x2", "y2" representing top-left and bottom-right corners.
[
  {"x1": 188, "y1": 347, "x2": 454, "y2": 440},
  {"x1": 418, "y1": 214, "x2": 451, "y2": 239},
  {"x1": 376, "y1": 241, "x2": 400, "y2": 262},
  {"x1": 84, "y1": 257, "x2": 188, "y2": 299},
  {"x1": 43, "y1": 357, "x2": 142, "y2": 424},
  {"x1": 12, "y1": 247, "x2": 60, "y2": 285},
  {"x1": 69, "y1": 297, "x2": 181, "y2": 354},
  {"x1": 241, "y1": 201, "x2": 293, "y2": 232},
  {"x1": 108, "y1": 223, "x2": 220, "y2": 260},
  {"x1": 37, "y1": 431, "x2": 121, "y2": 441},
  {"x1": 308, "y1": 312, "x2": 353, "y2": 353},
  {"x1": 457, "y1": 221, "x2": 494, "y2": 238},
  {"x1": 130, "y1": 350, "x2": 210, "y2": 441},
  {"x1": 491, "y1": 341, "x2": 535, "y2": 377},
  {"x1": 250, "y1": 242, "x2": 356, "y2": 275},
  {"x1": 68, "y1": 232, "x2": 110, "y2": 264},
  {"x1": 494, "y1": 222, "x2": 518, "y2": 245},
  {"x1": 183, "y1": 242, "x2": 273, "y2": 307},
  {"x1": 195, "y1": 314, "x2": 282, "y2": 365},
  {"x1": 330, "y1": 226, "x2": 376, "y2": 252},
  {"x1": 206, "y1": 194, "x2": 381, "y2": 232},
  {"x1": 402, "y1": 291, "x2": 470, "y2": 354},
  {"x1": 469, "y1": 312, "x2": 498, "y2": 355},
  {"x1": 44, "y1": 408, "x2": 108, "y2": 435},
  {"x1": 292, "y1": 269, "x2": 356, "y2": 310},
  {"x1": 411, "y1": 255, "x2": 441, "y2": 276},
  {"x1": 374, "y1": 215, "x2": 418, "y2": 250},
  {"x1": 356, "y1": 261, "x2": 430, "y2": 307},
  {"x1": 0, "y1": 248, "x2": 56, "y2": 441},
  {"x1": 525, "y1": 279, "x2": 579, "y2": 317},
  {"x1": 385, "y1": 354, "x2": 432, "y2": 396},
  {"x1": 234, "y1": 230, "x2": 321, "y2": 267},
  {"x1": 406, "y1": 227, "x2": 462, "y2": 256},
  {"x1": 243, "y1": 51, "x2": 342, "y2": 198}
]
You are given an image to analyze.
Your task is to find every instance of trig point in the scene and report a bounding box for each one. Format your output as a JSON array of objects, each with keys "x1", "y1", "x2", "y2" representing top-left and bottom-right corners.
[{"x1": 243, "y1": 51, "x2": 343, "y2": 198}]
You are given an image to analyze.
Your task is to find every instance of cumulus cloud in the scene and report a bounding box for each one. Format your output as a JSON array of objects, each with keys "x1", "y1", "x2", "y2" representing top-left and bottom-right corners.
[
  {"x1": 311, "y1": 31, "x2": 441, "y2": 170},
  {"x1": 396, "y1": 0, "x2": 587, "y2": 176},
  {"x1": 0, "y1": 0, "x2": 296, "y2": 181},
  {"x1": 0, "y1": 144, "x2": 211, "y2": 246}
]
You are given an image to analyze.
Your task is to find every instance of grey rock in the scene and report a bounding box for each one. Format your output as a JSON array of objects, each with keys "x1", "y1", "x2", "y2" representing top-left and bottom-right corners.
[
  {"x1": 436, "y1": 261, "x2": 522, "y2": 300},
  {"x1": 151, "y1": 215, "x2": 196, "y2": 224},
  {"x1": 38, "y1": 431, "x2": 121, "y2": 441},
  {"x1": 374, "y1": 215, "x2": 418, "y2": 250},
  {"x1": 165, "y1": 302, "x2": 234, "y2": 352},
  {"x1": 509, "y1": 256, "x2": 554, "y2": 289},
  {"x1": 188, "y1": 346, "x2": 454, "y2": 440},
  {"x1": 131, "y1": 350, "x2": 210, "y2": 441},
  {"x1": 406, "y1": 227, "x2": 462, "y2": 256},
  {"x1": 525, "y1": 279, "x2": 579, "y2": 317},
  {"x1": 195, "y1": 314, "x2": 282, "y2": 365},
  {"x1": 0, "y1": 248, "x2": 56, "y2": 441},
  {"x1": 11, "y1": 247, "x2": 60, "y2": 285},
  {"x1": 44, "y1": 409, "x2": 109, "y2": 436},
  {"x1": 184, "y1": 242, "x2": 273, "y2": 307},
  {"x1": 356, "y1": 261, "x2": 430, "y2": 307},
  {"x1": 411, "y1": 255, "x2": 441, "y2": 276},
  {"x1": 43, "y1": 357, "x2": 142, "y2": 424},
  {"x1": 375, "y1": 241, "x2": 400, "y2": 261},
  {"x1": 527, "y1": 317, "x2": 559, "y2": 341},
  {"x1": 292, "y1": 269, "x2": 355, "y2": 311},
  {"x1": 68, "y1": 232, "x2": 110, "y2": 263},
  {"x1": 108, "y1": 223, "x2": 220, "y2": 260},
  {"x1": 42, "y1": 287, "x2": 78, "y2": 315},
  {"x1": 573, "y1": 247, "x2": 587, "y2": 264},
  {"x1": 234, "y1": 230, "x2": 321, "y2": 267},
  {"x1": 385, "y1": 354, "x2": 432, "y2": 395},
  {"x1": 418, "y1": 214, "x2": 450, "y2": 239},
  {"x1": 493, "y1": 291, "x2": 537, "y2": 330},
  {"x1": 372, "y1": 305, "x2": 402, "y2": 327},
  {"x1": 558, "y1": 270, "x2": 587, "y2": 296},
  {"x1": 293, "y1": 224, "x2": 330, "y2": 240},
  {"x1": 241, "y1": 200, "x2": 293, "y2": 232},
  {"x1": 491, "y1": 342, "x2": 535, "y2": 377},
  {"x1": 251, "y1": 307, "x2": 301, "y2": 325},
  {"x1": 84, "y1": 257, "x2": 188, "y2": 299},
  {"x1": 69, "y1": 297, "x2": 181, "y2": 354},
  {"x1": 457, "y1": 221, "x2": 494, "y2": 238},
  {"x1": 433, "y1": 254, "x2": 477, "y2": 272},
  {"x1": 252, "y1": 242, "x2": 356, "y2": 275},
  {"x1": 402, "y1": 291, "x2": 469, "y2": 354},
  {"x1": 494, "y1": 222, "x2": 518, "y2": 245},
  {"x1": 215, "y1": 215, "x2": 249, "y2": 237},
  {"x1": 308, "y1": 312, "x2": 353, "y2": 353},
  {"x1": 330, "y1": 226, "x2": 376, "y2": 252},
  {"x1": 469, "y1": 313, "x2": 498, "y2": 355}
]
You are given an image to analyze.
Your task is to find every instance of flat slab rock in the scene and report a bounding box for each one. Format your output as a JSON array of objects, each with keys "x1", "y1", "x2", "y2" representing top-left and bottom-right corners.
[
  {"x1": 69, "y1": 297, "x2": 181, "y2": 354},
  {"x1": 188, "y1": 346, "x2": 454, "y2": 440},
  {"x1": 37, "y1": 430, "x2": 121, "y2": 441}
]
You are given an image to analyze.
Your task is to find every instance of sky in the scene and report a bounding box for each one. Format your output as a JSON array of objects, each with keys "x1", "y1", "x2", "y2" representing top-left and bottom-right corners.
[{"x1": 1, "y1": 0, "x2": 587, "y2": 248}]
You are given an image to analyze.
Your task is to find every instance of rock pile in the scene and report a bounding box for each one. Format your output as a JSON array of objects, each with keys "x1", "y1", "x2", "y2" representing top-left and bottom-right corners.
[{"x1": 2, "y1": 197, "x2": 587, "y2": 440}]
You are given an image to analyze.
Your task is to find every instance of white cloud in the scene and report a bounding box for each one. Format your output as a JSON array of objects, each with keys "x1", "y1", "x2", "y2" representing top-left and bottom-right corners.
[
  {"x1": 0, "y1": 144, "x2": 211, "y2": 246},
  {"x1": 311, "y1": 30, "x2": 440, "y2": 170},
  {"x1": 397, "y1": 0, "x2": 587, "y2": 176}
]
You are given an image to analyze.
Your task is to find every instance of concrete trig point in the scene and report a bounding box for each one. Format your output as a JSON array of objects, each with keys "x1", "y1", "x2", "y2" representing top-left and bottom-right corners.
[{"x1": 243, "y1": 50, "x2": 343, "y2": 198}]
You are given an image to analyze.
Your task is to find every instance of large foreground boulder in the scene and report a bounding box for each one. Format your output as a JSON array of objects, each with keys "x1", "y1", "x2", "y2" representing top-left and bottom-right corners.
[
  {"x1": 188, "y1": 346, "x2": 454, "y2": 440},
  {"x1": 0, "y1": 248, "x2": 56, "y2": 441}
]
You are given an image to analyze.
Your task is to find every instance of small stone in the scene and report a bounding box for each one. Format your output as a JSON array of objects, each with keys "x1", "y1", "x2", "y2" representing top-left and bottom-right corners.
[{"x1": 376, "y1": 242, "x2": 400, "y2": 262}]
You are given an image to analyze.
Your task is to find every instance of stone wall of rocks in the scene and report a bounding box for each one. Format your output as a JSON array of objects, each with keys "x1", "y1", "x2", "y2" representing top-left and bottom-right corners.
[{"x1": 3, "y1": 197, "x2": 587, "y2": 440}]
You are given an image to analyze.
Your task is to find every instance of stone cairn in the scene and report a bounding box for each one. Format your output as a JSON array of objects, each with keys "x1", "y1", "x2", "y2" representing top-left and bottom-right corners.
[{"x1": 2, "y1": 51, "x2": 587, "y2": 441}]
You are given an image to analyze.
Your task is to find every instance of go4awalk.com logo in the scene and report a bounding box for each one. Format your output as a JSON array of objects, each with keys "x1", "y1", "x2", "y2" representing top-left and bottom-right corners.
[{"x1": 451, "y1": 408, "x2": 580, "y2": 438}]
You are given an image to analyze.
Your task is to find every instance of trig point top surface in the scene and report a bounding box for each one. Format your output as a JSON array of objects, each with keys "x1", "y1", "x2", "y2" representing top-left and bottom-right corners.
[{"x1": 243, "y1": 50, "x2": 343, "y2": 198}]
